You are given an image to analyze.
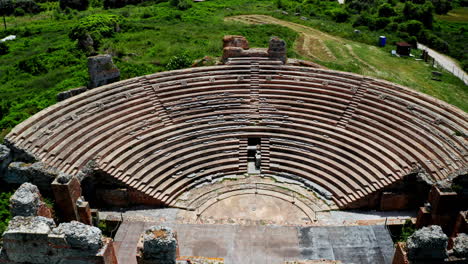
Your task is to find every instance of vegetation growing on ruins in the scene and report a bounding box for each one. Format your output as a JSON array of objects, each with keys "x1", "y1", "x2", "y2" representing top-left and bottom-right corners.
[
  {"x1": 0, "y1": 0, "x2": 467, "y2": 142},
  {"x1": 0, "y1": 191, "x2": 12, "y2": 236}
]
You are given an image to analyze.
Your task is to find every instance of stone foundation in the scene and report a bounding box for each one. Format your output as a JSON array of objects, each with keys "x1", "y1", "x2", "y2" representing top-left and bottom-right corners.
[
  {"x1": 0, "y1": 217, "x2": 117, "y2": 264},
  {"x1": 136, "y1": 226, "x2": 179, "y2": 264},
  {"x1": 222, "y1": 35, "x2": 287, "y2": 63}
]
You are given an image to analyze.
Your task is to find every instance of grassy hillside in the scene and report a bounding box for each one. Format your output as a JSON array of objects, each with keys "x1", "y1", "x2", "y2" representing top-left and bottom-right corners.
[{"x1": 0, "y1": 0, "x2": 466, "y2": 141}]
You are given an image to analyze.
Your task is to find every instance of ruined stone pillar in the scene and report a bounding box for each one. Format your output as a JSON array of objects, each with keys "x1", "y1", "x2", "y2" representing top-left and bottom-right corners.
[
  {"x1": 76, "y1": 196, "x2": 93, "y2": 226},
  {"x1": 268, "y1": 36, "x2": 287, "y2": 64},
  {"x1": 88, "y1": 54, "x2": 120, "y2": 88},
  {"x1": 52, "y1": 174, "x2": 81, "y2": 222},
  {"x1": 136, "y1": 226, "x2": 179, "y2": 264}
]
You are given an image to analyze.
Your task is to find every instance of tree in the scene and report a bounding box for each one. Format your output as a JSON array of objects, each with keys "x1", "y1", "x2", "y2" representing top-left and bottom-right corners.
[
  {"x1": 403, "y1": 20, "x2": 424, "y2": 37},
  {"x1": 59, "y1": 0, "x2": 89, "y2": 11},
  {"x1": 431, "y1": 0, "x2": 452, "y2": 14},
  {"x1": 378, "y1": 3, "x2": 396, "y2": 17},
  {"x1": 420, "y1": 1, "x2": 434, "y2": 29},
  {"x1": 0, "y1": 0, "x2": 13, "y2": 30}
]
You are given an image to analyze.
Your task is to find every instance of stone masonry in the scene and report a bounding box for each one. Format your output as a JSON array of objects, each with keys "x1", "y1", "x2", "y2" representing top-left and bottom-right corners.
[
  {"x1": 9, "y1": 182, "x2": 52, "y2": 218},
  {"x1": 0, "y1": 144, "x2": 12, "y2": 178},
  {"x1": 88, "y1": 54, "x2": 120, "y2": 88},
  {"x1": 0, "y1": 216, "x2": 117, "y2": 264},
  {"x1": 5, "y1": 162, "x2": 59, "y2": 194},
  {"x1": 222, "y1": 35, "x2": 287, "y2": 63},
  {"x1": 407, "y1": 225, "x2": 448, "y2": 261},
  {"x1": 268, "y1": 36, "x2": 287, "y2": 63},
  {"x1": 136, "y1": 226, "x2": 179, "y2": 264}
]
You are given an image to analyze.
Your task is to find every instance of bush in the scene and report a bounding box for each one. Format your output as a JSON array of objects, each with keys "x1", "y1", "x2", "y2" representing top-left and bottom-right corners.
[
  {"x1": 17, "y1": 55, "x2": 48, "y2": 75},
  {"x1": 14, "y1": 0, "x2": 42, "y2": 14},
  {"x1": 402, "y1": 20, "x2": 424, "y2": 37},
  {"x1": 353, "y1": 12, "x2": 374, "y2": 28},
  {"x1": 378, "y1": 3, "x2": 396, "y2": 17},
  {"x1": 375, "y1": 17, "x2": 390, "y2": 30},
  {"x1": 166, "y1": 52, "x2": 192, "y2": 71},
  {"x1": 69, "y1": 14, "x2": 121, "y2": 50},
  {"x1": 432, "y1": 0, "x2": 452, "y2": 14},
  {"x1": 170, "y1": 0, "x2": 192, "y2": 10},
  {"x1": 331, "y1": 8, "x2": 349, "y2": 23},
  {"x1": 0, "y1": 42, "x2": 9, "y2": 55}
]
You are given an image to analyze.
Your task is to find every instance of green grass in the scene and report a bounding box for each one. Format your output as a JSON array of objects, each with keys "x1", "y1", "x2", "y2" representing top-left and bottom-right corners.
[{"x1": 0, "y1": 0, "x2": 466, "y2": 142}]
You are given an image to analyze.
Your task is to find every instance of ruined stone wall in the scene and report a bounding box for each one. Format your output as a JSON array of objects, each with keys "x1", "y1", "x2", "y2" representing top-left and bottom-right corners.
[
  {"x1": 222, "y1": 35, "x2": 287, "y2": 63},
  {"x1": 0, "y1": 216, "x2": 117, "y2": 264},
  {"x1": 88, "y1": 54, "x2": 120, "y2": 88}
]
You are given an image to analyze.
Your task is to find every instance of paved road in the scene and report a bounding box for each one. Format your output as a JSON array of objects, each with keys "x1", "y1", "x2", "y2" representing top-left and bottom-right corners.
[
  {"x1": 417, "y1": 43, "x2": 468, "y2": 85},
  {"x1": 114, "y1": 221, "x2": 395, "y2": 264}
]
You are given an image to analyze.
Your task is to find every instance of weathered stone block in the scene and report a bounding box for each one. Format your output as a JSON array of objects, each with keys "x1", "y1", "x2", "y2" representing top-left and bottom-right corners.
[
  {"x1": 223, "y1": 35, "x2": 249, "y2": 49},
  {"x1": 0, "y1": 144, "x2": 12, "y2": 177},
  {"x1": 6, "y1": 162, "x2": 58, "y2": 193},
  {"x1": 451, "y1": 233, "x2": 468, "y2": 258},
  {"x1": 52, "y1": 221, "x2": 103, "y2": 252},
  {"x1": 137, "y1": 226, "x2": 178, "y2": 264},
  {"x1": 88, "y1": 55, "x2": 120, "y2": 88},
  {"x1": 268, "y1": 36, "x2": 287, "y2": 63},
  {"x1": 57, "y1": 86, "x2": 88, "y2": 101},
  {"x1": 9, "y1": 182, "x2": 52, "y2": 218},
  {"x1": 407, "y1": 225, "x2": 448, "y2": 260},
  {"x1": 380, "y1": 192, "x2": 411, "y2": 211},
  {"x1": 52, "y1": 176, "x2": 82, "y2": 222},
  {"x1": 2, "y1": 216, "x2": 56, "y2": 264}
]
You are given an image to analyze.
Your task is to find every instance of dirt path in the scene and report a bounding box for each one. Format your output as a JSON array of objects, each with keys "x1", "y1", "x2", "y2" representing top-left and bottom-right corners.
[
  {"x1": 225, "y1": 15, "x2": 377, "y2": 73},
  {"x1": 417, "y1": 43, "x2": 468, "y2": 85}
]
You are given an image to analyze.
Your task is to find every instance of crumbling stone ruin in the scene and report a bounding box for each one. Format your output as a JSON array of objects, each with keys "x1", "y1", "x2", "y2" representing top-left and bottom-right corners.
[
  {"x1": 407, "y1": 225, "x2": 448, "y2": 261},
  {"x1": 0, "y1": 144, "x2": 11, "y2": 177},
  {"x1": 0, "y1": 216, "x2": 117, "y2": 264},
  {"x1": 57, "y1": 86, "x2": 89, "y2": 101},
  {"x1": 222, "y1": 35, "x2": 287, "y2": 63},
  {"x1": 136, "y1": 226, "x2": 179, "y2": 264},
  {"x1": 9, "y1": 182, "x2": 52, "y2": 218},
  {"x1": 451, "y1": 233, "x2": 468, "y2": 259},
  {"x1": 5, "y1": 162, "x2": 59, "y2": 193},
  {"x1": 88, "y1": 54, "x2": 120, "y2": 88}
]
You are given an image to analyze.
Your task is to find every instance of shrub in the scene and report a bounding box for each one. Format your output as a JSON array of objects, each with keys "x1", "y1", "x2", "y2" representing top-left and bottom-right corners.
[
  {"x1": 378, "y1": 3, "x2": 396, "y2": 17},
  {"x1": 432, "y1": 0, "x2": 452, "y2": 14},
  {"x1": 353, "y1": 12, "x2": 374, "y2": 28},
  {"x1": 170, "y1": 0, "x2": 192, "y2": 10},
  {"x1": 59, "y1": 0, "x2": 89, "y2": 11},
  {"x1": 331, "y1": 8, "x2": 349, "y2": 23},
  {"x1": 0, "y1": 42, "x2": 8, "y2": 55},
  {"x1": 69, "y1": 14, "x2": 121, "y2": 50},
  {"x1": 402, "y1": 20, "x2": 424, "y2": 37},
  {"x1": 166, "y1": 52, "x2": 192, "y2": 71},
  {"x1": 17, "y1": 55, "x2": 48, "y2": 75},
  {"x1": 375, "y1": 17, "x2": 390, "y2": 30},
  {"x1": 14, "y1": 0, "x2": 42, "y2": 14}
]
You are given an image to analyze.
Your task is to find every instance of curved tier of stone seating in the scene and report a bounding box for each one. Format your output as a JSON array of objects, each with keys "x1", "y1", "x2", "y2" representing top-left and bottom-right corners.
[{"x1": 6, "y1": 57, "x2": 467, "y2": 209}]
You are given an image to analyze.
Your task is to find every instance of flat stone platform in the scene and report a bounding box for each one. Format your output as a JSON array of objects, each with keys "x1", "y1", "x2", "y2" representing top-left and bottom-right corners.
[{"x1": 114, "y1": 221, "x2": 394, "y2": 264}]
